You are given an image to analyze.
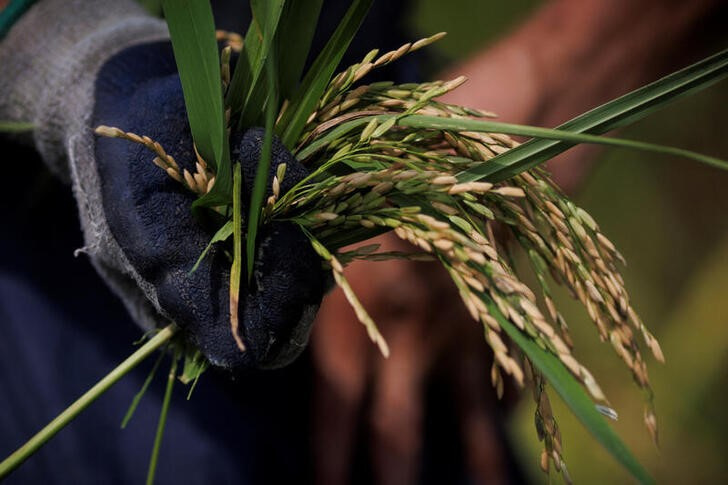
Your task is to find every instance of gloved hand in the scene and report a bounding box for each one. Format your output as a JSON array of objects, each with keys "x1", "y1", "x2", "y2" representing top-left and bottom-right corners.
[{"x1": 0, "y1": 0, "x2": 327, "y2": 369}]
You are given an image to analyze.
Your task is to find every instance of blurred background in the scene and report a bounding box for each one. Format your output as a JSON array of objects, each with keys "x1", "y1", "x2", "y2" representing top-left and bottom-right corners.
[
  {"x1": 3, "y1": 1, "x2": 725, "y2": 483},
  {"x1": 411, "y1": 0, "x2": 728, "y2": 482}
]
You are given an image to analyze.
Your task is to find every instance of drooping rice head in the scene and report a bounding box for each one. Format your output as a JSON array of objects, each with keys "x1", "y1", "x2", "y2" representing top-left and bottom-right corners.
[
  {"x1": 96, "y1": 33, "x2": 663, "y2": 480},
  {"x1": 271, "y1": 36, "x2": 664, "y2": 476}
]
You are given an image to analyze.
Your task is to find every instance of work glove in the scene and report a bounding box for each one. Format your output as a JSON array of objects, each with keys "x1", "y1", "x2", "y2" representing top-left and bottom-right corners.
[{"x1": 0, "y1": 0, "x2": 327, "y2": 369}]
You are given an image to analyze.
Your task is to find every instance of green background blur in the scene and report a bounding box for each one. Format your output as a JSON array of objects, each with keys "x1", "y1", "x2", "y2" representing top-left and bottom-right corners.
[{"x1": 412, "y1": 1, "x2": 728, "y2": 483}]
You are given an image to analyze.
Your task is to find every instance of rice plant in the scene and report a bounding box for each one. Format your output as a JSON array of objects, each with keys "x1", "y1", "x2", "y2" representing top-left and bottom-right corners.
[{"x1": 1, "y1": 1, "x2": 726, "y2": 482}]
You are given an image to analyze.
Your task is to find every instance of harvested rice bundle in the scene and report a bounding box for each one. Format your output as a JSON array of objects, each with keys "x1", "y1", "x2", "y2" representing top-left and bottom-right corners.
[{"x1": 96, "y1": 33, "x2": 665, "y2": 483}]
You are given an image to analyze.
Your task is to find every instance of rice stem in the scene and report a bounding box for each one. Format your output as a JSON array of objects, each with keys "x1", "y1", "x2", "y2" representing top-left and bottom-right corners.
[
  {"x1": 0, "y1": 324, "x2": 178, "y2": 480},
  {"x1": 121, "y1": 349, "x2": 167, "y2": 429},
  {"x1": 146, "y1": 348, "x2": 179, "y2": 485}
]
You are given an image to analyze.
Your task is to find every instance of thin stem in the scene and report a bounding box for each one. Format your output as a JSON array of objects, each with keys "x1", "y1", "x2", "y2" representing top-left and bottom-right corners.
[
  {"x1": 0, "y1": 324, "x2": 178, "y2": 480},
  {"x1": 230, "y1": 163, "x2": 246, "y2": 352},
  {"x1": 121, "y1": 348, "x2": 167, "y2": 429},
  {"x1": 0, "y1": 121, "x2": 34, "y2": 133},
  {"x1": 146, "y1": 349, "x2": 179, "y2": 485},
  {"x1": 246, "y1": 48, "x2": 279, "y2": 280}
]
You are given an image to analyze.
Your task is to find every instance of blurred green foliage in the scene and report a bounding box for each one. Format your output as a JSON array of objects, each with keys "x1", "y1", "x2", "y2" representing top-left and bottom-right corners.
[
  {"x1": 412, "y1": 1, "x2": 728, "y2": 482},
  {"x1": 512, "y1": 84, "x2": 728, "y2": 484},
  {"x1": 411, "y1": 0, "x2": 540, "y2": 58}
]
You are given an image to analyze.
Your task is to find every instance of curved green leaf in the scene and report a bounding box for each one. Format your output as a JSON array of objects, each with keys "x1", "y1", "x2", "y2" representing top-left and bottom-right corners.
[
  {"x1": 189, "y1": 220, "x2": 234, "y2": 274},
  {"x1": 276, "y1": 0, "x2": 324, "y2": 102},
  {"x1": 120, "y1": 351, "x2": 165, "y2": 429},
  {"x1": 395, "y1": 115, "x2": 728, "y2": 172},
  {"x1": 145, "y1": 350, "x2": 178, "y2": 485},
  {"x1": 162, "y1": 0, "x2": 232, "y2": 207},
  {"x1": 246, "y1": 50, "x2": 278, "y2": 280},
  {"x1": 277, "y1": 0, "x2": 373, "y2": 149},
  {"x1": 458, "y1": 48, "x2": 728, "y2": 183},
  {"x1": 483, "y1": 297, "x2": 654, "y2": 484},
  {"x1": 296, "y1": 113, "x2": 728, "y2": 171},
  {"x1": 237, "y1": 0, "x2": 286, "y2": 128}
]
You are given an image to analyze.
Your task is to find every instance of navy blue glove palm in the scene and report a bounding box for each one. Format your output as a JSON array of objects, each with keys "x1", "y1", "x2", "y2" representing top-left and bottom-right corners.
[{"x1": 93, "y1": 42, "x2": 326, "y2": 370}]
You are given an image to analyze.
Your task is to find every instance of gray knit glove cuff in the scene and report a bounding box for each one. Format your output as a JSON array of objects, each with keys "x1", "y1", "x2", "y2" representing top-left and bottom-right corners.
[
  {"x1": 0, "y1": 0, "x2": 169, "y2": 331},
  {"x1": 0, "y1": 1, "x2": 328, "y2": 368},
  {"x1": 0, "y1": 0, "x2": 168, "y2": 178}
]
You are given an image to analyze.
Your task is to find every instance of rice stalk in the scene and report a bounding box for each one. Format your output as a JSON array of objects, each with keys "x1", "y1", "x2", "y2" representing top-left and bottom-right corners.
[
  {"x1": 93, "y1": 33, "x2": 678, "y2": 482},
  {"x1": 146, "y1": 349, "x2": 179, "y2": 485},
  {"x1": 0, "y1": 325, "x2": 179, "y2": 480}
]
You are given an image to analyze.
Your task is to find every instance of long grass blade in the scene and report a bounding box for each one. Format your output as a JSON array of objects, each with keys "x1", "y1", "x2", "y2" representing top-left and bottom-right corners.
[
  {"x1": 458, "y1": 47, "x2": 728, "y2": 183},
  {"x1": 297, "y1": 113, "x2": 727, "y2": 171},
  {"x1": 189, "y1": 220, "x2": 233, "y2": 274},
  {"x1": 276, "y1": 0, "x2": 324, "y2": 102},
  {"x1": 225, "y1": 7, "x2": 262, "y2": 121},
  {"x1": 161, "y1": 0, "x2": 225, "y2": 167},
  {"x1": 237, "y1": 0, "x2": 286, "y2": 128},
  {"x1": 484, "y1": 297, "x2": 653, "y2": 484},
  {"x1": 277, "y1": 0, "x2": 373, "y2": 148},
  {"x1": 121, "y1": 350, "x2": 166, "y2": 429},
  {"x1": 394, "y1": 115, "x2": 728, "y2": 171},
  {"x1": 0, "y1": 325, "x2": 177, "y2": 480},
  {"x1": 161, "y1": 0, "x2": 232, "y2": 207},
  {"x1": 225, "y1": 0, "x2": 284, "y2": 126},
  {"x1": 145, "y1": 349, "x2": 179, "y2": 485},
  {"x1": 246, "y1": 50, "x2": 278, "y2": 280}
]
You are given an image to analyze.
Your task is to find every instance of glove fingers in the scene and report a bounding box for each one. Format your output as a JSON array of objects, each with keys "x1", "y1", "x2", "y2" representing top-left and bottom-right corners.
[
  {"x1": 94, "y1": 65, "x2": 326, "y2": 369},
  {"x1": 95, "y1": 73, "x2": 247, "y2": 366},
  {"x1": 244, "y1": 222, "x2": 327, "y2": 368},
  {"x1": 231, "y1": 127, "x2": 311, "y2": 199}
]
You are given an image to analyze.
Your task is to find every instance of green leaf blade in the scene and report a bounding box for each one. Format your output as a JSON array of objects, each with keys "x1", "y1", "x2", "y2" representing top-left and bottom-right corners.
[
  {"x1": 297, "y1": 113, "x2": 728, "y2": 172},
  {"x1": 161, "y1": 0, "x2": 232, "y2": 207},
  {"x1": 276, "y1": 0, "x2": 324, "y2": 101},
  {"x1": 246, "y1": 50, "x2": 279, "y2": 280},
  {"x1": 277, "y1": 0, "x2": 373, "y2": 149},
  {"x1": 189, "y1": 220, "x2": 234, "y2": 274},
  {"x1": 394, "y1": 115, "x2": 728, "y2": 172},
  {"x1": 120, "y1": 351, "x2": 166, "y2": 429},
  {"x1": 458, "y1": 48, "x2": 728, "y2": 183},
  {"x1": 225, "y1": 24, "x2": 257, "y2": 122},
  {"x1": 484, "y1": 298, "x2": 654, "y2": 484},
  {"x1": 237, "y1": 0, "x2": 286, "y2": 128},
  {"x1": 161, "y1": 0, "x2": 225, "y2": 166},
  {"x1": 230, "y1": 162, "x2": 244, "y2": 347},
  {"x1": 145, "y1": 350, "x2": 178, "y2": 485}
]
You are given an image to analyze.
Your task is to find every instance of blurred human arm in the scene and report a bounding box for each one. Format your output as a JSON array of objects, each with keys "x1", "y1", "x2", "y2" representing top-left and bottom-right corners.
[
  {"x1": 312, "y1": 237, "x2": 515, "y2": 485},
  {"x1": 440, "y1": 0, "x2": 722, "y2": 191},
  {"x1": 311, "y1": 1, "x2": 724, "y2": 484}
]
